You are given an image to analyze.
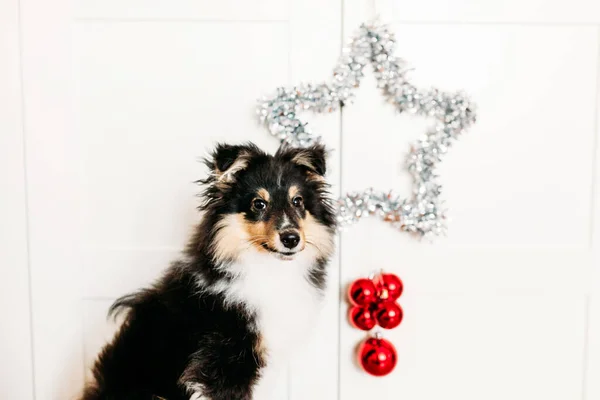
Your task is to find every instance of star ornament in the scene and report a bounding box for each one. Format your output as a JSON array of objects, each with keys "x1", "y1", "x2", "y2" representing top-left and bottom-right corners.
[{"x1": 257, "y1": 21, "x2": 477, "y2": 238}]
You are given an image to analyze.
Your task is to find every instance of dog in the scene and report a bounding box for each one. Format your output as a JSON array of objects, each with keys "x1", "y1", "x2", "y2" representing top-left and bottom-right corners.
[{"x1": 81, "y1": 143, "x2": 336, "y2": 400}]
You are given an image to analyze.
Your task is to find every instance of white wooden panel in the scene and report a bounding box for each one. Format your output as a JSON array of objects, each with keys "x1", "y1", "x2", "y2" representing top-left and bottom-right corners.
[
  {"x1": 285, "y1": 1, "x2": 342, "y2": 399},
  {"x1": 339, "y1": 8, "x2": 596, "y2": 399},
  {"x1": 75, "y1": 0, "x2": 288, "y2": 21},
  {"x1": 586, "y1": 27, "x2": 600, "y2": 400},
  {"x1": 340, "y1": 24, "x2": 597, "y2": 249},
  {"x1": 19, "y1": 1, "x2": 600, "y2": 399},
  {"x1": 0, "y1": 0, "x2": 34, "y2": 399},
  {"x1": 353, "y1": 0, "x2": 600, "y2": 24},
  {"x1": 338, "y1": 245, "x2": 591, "y2": 295},
  {"x1": 74, "y1": 22, "x2": 288, "y2": 248},
  {"x1": 20, "y1": 0, "x2": 86, "y2": 398}
]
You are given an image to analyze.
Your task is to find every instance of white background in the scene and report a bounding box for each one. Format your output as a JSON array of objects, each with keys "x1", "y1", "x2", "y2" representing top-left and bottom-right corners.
[{"x1": 1, "y1": 0, "x2": 600, "y2": 399}]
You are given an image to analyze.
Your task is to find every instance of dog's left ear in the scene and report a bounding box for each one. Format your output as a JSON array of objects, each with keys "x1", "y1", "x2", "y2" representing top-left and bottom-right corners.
[
  {"x1": 279, "y1": 143, "x2": 327, "y2": 176},
  {"x1": 208, "y1": 142, "x2": 261, "y2": 185}
]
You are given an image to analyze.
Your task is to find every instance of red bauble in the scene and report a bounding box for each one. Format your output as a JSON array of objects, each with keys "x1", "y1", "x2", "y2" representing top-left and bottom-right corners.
[
  {"x1": 358, "y1": 336, "x2": 398, "y2": 376},
  {"x1": 375, "y1": 302, "x2": 403, "y2": 329},
  {"x1": 348, "y1": 278, "x2": 378, "y2": 306},
  {"x1": 349, "y1": 306, "x2": 377, "y2": 331},
  {"x1": 377, "y1": 273, "x2": 403, "y2": 302}
]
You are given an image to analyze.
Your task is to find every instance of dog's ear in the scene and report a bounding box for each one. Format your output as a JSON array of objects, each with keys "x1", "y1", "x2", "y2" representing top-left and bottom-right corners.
[
  {"x1": 208, "y1": 143, "x2": 260, "y2": 184},
  {"x1": 278, "y1": 143, "x2": 327, "y2": 176}
]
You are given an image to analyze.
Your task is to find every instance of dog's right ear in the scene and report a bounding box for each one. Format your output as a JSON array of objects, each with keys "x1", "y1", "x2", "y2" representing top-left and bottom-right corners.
[{"x1": 207, "y1": 143, "x2": 260, "y2": 185}]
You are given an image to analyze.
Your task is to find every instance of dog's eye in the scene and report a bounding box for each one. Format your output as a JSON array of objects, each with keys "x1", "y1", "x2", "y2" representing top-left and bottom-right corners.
[
  {"x1": 292, "y1": 196, "x2": 304, "y2": 208},
  {"x1": 253, "y1": 199, "x2": 267, "y2": 211}
]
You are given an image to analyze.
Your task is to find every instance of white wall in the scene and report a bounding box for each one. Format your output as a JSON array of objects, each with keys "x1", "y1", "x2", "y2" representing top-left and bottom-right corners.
[
  {"x1": 0, "y1": 0, "x2": 34, "y2": 398},
  {"x1": 2, "y1": 0, "x2": 600, "y2": 399}
]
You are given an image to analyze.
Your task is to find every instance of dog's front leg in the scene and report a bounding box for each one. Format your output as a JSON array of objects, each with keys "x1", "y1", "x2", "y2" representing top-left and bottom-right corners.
[{"x1": 178, "y1": 334, "x2": 261, "y2": 400}]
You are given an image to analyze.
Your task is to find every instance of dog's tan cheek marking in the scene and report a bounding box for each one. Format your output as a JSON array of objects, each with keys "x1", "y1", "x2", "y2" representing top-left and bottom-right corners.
[
  {"x1": 243, "y1": 220, "x2": 267, "y2": 252},
  {"x1": 303, "y1": 211, "x2": 334, "y2": 257},
  {"x1": 265, "y1": 217, "x2": 279, "y2": 250},
  {"x1": 242, "y1": 218, "x2": 279, "y2": 252},
  {"x1": 296, "y1": 216, "x2": 307, "y2": 244},
  {"x1": 257, "y1": 188, "x2": 270, "y2": 202},
  {"x1": 212, "y1": 214, "x2": 248, "y2": 262}
]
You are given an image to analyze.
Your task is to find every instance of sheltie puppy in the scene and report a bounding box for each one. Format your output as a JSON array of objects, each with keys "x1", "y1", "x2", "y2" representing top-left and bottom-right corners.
[{"x1": 81, "y1": 143, "x2": 336, "y2": 400}]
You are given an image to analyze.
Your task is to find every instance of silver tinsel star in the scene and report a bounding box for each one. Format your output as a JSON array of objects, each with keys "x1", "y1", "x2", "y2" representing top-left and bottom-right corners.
[{"x1": 257, "y1": 21, "x2": 477, "y2": 238}]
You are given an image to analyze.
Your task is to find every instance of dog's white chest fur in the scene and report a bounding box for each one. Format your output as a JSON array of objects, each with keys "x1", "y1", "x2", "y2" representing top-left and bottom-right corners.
[
  {"x1": 228, "y1": 251, "x2": 322, "y2": 353},
  {"x1": 217, "y1": 251, "x2": 323, "y2": 399}
]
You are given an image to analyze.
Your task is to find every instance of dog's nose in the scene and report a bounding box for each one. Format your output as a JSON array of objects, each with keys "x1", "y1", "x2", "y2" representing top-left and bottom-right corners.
[{"x1": 280, "y1": 231, "x2": 300, "y2": 249}]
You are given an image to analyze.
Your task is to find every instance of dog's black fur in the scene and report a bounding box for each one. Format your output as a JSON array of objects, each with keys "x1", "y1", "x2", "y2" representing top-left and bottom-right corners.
[{"x1": 81, "y1": 143, "x2": 336, "y2": 400}]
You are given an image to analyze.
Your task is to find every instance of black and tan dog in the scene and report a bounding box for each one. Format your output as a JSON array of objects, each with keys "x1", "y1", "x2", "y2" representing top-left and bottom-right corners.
[{"x1": 81, "y1": 143, "x2": 336, "y2": 400}]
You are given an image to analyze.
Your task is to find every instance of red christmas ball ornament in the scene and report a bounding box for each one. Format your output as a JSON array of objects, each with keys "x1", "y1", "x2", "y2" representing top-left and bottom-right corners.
[
  {"x1": 377, "y1": 273, "x2": 403, "y2": 302},
  {"x1": 375, "y1": 302, "x2": 403, "y2": 329},
  {"x1": 349, "y1": 306, "x2": 377, "y2": 331},
  {"x1": 358, "y1": 336, "x2": 397, "y2": 376},
  {"x1": 348, "y1": 278, "x2": 378, "y2": 306}
]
